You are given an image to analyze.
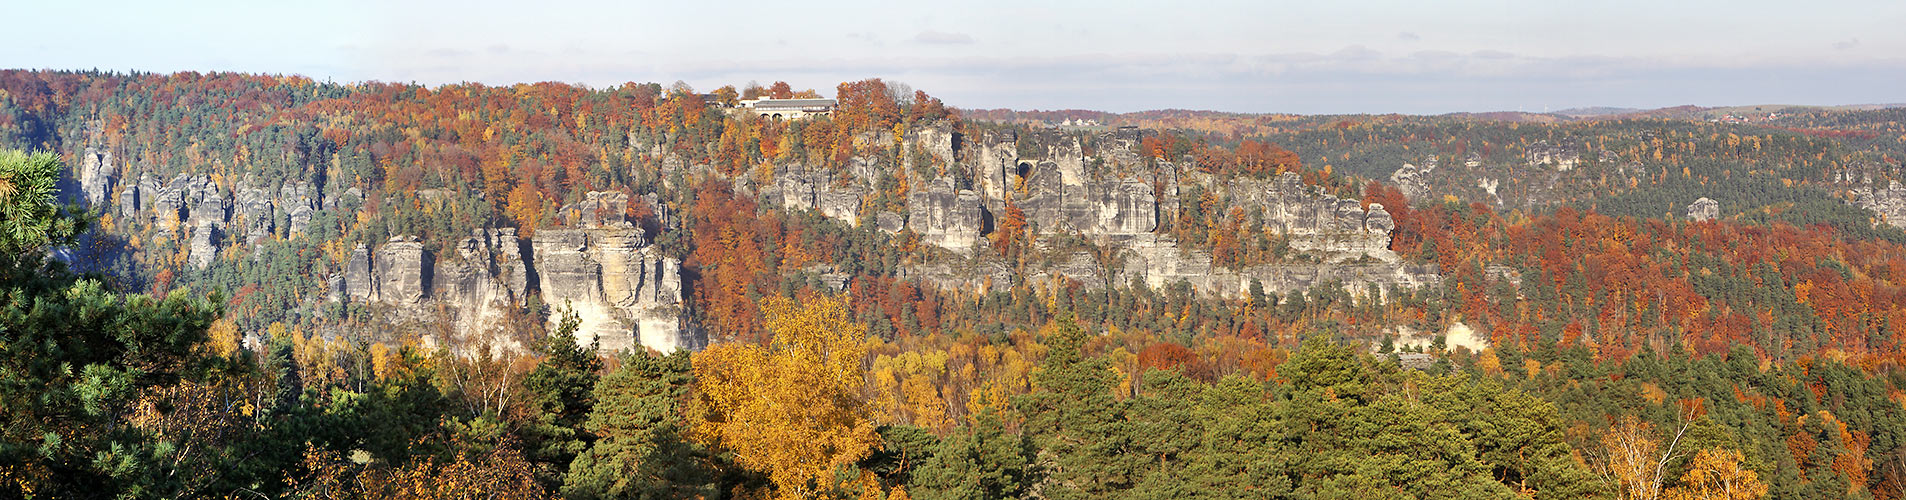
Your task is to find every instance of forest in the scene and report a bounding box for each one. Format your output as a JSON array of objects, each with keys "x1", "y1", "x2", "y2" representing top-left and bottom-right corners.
[{"x1": 6, "y1": 69, "x2": 1906, "y2": 499}]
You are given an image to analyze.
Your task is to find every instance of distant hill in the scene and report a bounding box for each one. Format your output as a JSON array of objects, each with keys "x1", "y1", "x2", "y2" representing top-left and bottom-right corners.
[{"x1": 1552, "y1": 106, "x2": 1641, "y2": 117}]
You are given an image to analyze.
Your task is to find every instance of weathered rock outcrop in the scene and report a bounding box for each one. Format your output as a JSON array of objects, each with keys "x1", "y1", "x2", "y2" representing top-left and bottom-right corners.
[
  {"x1": 1388, "y1": 161, "x2": 1435, "y2": 201},
  {"x1": 74, "y1": 146, "x2": 115, "y2": 207},
  {"x1": 965, "y1": 130, "x2": 1019, "y2": 206},
  {"x1": 376, "y1": 236, "x2": 430, "y2": 304},
  {"x1": 331, "y1": 224, "x2": 690, "y2": 352},
  {"x1": 773, "y1": 167, "x2": 865, "y2": 226},
  {"x1": 188, "y1": 224, "x2": 218, "y2": 269},
  {"x1": 1852, "y1": 180, "x2": 1906, "y2": 228},
  {"x1": 875, "y1": 211, "x2": 905, "y2": 234},
  {"x1": 280, "y1": 181, "x2": 320, "y2": 236},
  {"x1": 531, "y1": 228, "x2": 690, "y2": 352},
  {"x1": 1526, "y1": 140, "x2": 1580, "y2": 171},
  {"x1": 234, "y1": 183, "x2": 275, "y2": 246},
  {"x1": 345, "y1": 244, "x2": 378, "y2": 301},
  {"x1": 892, "y1": 127, "x2": 1438, "y2": 303},
  {"x1": 1687, "y1": 197, "x2": 1720, "y2": 221},
  {"x1": 907, "y1": 177, "x2": 984, "y2": 253}
]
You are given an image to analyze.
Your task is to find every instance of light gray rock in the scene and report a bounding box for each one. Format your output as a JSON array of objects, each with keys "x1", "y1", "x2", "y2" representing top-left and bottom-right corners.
[
  {"x1": 117, "y1": 183, "x2": 140, "y2": 219},
  {"x1": 816, "y1": 185, "x2": 863, "y2": 226},
  {"x1": 234, "y1": 183, "x2": 274, "y2": 246},
  {"x1": 907, "y1": 177, "x2": 984, "y2": 253},
  {"x1": 345, "y1": 243, "x2": 378, "y2": 301},
  {"x1": 875, "y1": 211, "x2": 905, "y2": 234},
  {"x1": 909, "y1": 122, "x2": 956, "y2": 171},
  {"x1": 74, "y1": 147, "x2": 114, "y2": 207},
  {"x1": 188, "y1": 224, "x2": 218, "y2": 269},
  {"x1": 1850, "y1": 181, "x2": 1906, "y2": 227},
  {"x1": 375, "y1": 236, "x2": 430, "y2": 304},
  {"x1": 1687, "y1": 197, "x2": 1720, "y2": 222},
  {"x1": 279, "y1": 181, "x2": 319, "y2": 236},
  {"x1": 966, "y1": 131, "x2": 1019, "y2": 204},
  {"x1": 532, "y1": 228, "x2": 694, "y2": 353}
]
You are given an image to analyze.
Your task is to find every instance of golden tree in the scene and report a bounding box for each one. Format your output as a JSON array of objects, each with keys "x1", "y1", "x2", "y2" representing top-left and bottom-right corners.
[
  {"x1": 1664, "y1": 448, "x2": 1768, "y2": 500},
  {"x1": 1600, "y1": 415, "x2": 1692, "y2": 500},
  {"x1": 693, "y1": 295, "x2": 880, "y2": 499}
]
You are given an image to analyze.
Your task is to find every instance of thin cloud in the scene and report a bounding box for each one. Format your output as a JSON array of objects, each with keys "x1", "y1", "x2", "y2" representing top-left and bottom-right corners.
[
  {"x1": 1397, "y1": 31, "x2": 1421, "y2": 41},
  {"x1": 913, "y1": 30, "x2": 975, "y2": 45},
  {"x1": 1835, "y1": 38, "x2": 1860, "y2": 50}
]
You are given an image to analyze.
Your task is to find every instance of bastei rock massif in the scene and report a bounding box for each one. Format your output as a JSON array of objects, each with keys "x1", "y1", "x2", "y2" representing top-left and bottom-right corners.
[{"x1": 61, "y1": 115, "x2": 1435, "y2": 354}]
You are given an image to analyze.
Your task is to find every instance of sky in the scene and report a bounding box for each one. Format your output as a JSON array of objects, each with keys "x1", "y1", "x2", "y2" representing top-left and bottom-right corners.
[{"x1": 5, "y1": 0, "x2": 1903, "y2": 115}]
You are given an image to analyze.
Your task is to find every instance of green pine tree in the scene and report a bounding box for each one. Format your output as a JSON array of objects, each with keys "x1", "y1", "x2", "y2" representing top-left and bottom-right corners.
[
  {"x1": 522, "y1": 307, "x2": 604, "y2": 489},
  {"x1": 1014, "y1": 315, "x2": 1141, "y2": 499},
  {"x1": 0, "y1": 150, "x2": 224, "y2": 497},
  {"x1": 908, "y1": 411, "x2": 1036, "y2": 500},
  {"x1": 562, "y1": 349, "x2": 725, "y2": 500}
]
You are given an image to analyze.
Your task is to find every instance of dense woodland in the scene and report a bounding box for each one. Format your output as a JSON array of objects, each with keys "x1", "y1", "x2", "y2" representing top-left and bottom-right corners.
[{"x1": 7, "y1": 70, "x2": 1906, "y2": 498}]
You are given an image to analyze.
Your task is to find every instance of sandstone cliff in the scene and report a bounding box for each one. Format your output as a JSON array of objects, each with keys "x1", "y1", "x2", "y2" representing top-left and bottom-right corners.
[{"x1": 331, "y1": 194, "x2": 696, "y2": 353}]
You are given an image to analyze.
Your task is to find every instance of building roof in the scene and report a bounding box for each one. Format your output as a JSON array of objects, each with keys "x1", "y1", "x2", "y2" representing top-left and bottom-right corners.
[{"x1": 747, "y1": 98, "x2": 837, "y2": 110}]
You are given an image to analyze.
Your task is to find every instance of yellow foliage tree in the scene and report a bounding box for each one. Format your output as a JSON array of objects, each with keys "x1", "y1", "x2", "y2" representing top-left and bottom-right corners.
[
  {"x1": 1663, "y1": 448, "x2": 1768, "y2": 500},
  {"x1": 1601, "y1": 415, "x2": 1692, "y2": 500},
  {"x1": 693, "y1": 295, "x2": 880, "y2": 499}
]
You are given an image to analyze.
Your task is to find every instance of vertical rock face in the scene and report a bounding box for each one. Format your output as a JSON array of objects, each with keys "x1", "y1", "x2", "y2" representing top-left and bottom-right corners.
[
  {"x1": 967, "y1": 131, "x2": 1019, "y2": 205},
  {"x1": 530, "y1": 230, "x2": 599, "y2": 302},
  {"x1": 907, "y1": 177, "x2": 984, "y2": 253},
  {"x1": 345, "y1": 244, "x2": 379, "y2": 301},
  {"x1": 817, "y1": 186, "x2": 864, "y2": 226},
  {"x1": 1526, "y1": 140, "x2": 1580, "y2": 171},
  {"x1": 909, "y1": 123, "x2": 956, "y2": 170},
  {"x1": 335, "y1": 228, "x2": 564, "y2": 340},
  {"x1": 74, "y1": 147, "x2": 115, "y2": 207},
  {"x1": 376, "y1": 236, "x2": 430, "y2": 304},
  {"x1": 1089, "y1": 177, "x2": 1157, "y2": 237},
  {"x1": 188, "y1": 224, "x2": 218, "y2": 269},
  {"x1": 1244, "y1": 172, "x2": 1396, "y2": 262},
  {"x1": 1851, "y1": 180, "x2": 1906, "y2": 228},
  {"x1": 1687, "y1": 197, "x2": 1720, "y2": 221},
  {"x1": 1366, "y1": 204, "x2": 1396, "y2": 234},
  {"x1": 777, "y1": 167, "x2": 820, "y2": 212},
  {"x1": 1388, "y1": 160, "x2": 1435, "y2": 201},
  {"x1": 118, "y1": 182, "x2": 141, "y2": 219},
  {"x1": 430, "y1": 229, "x2": 527, "y2": 333},
  {"x1": 897, "y1": 127, "x2": 1438, "y2": 305},
  {"x1": 490, "y1": 228, "x2": 530, "y2": 302},
  {"x1": 531, "y1": 228, "x2": 691, "y2": 352},
  {"x1": 184, "y1": 175, "x2": 226, "y2": 228},
  {"x1": 234, "y1": 183, "x2": 275, "y2": 246},
  {"x1": 775, "y1": 168, "x2": 863, "y2": 227},
  {"x1": 280, "y1": 181, "x2": 320, "y2": 236}
]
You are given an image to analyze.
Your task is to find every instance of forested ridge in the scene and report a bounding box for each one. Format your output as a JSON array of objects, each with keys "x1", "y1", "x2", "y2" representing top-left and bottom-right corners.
[{"x1": 6, "y1": 69, "x2": 1906, "y2": 498}]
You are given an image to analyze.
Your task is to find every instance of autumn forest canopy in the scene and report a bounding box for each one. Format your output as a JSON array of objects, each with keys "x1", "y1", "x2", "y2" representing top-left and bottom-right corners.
[{"x1": 6, "y1": 69, "x2": 1906, "y2": 499}]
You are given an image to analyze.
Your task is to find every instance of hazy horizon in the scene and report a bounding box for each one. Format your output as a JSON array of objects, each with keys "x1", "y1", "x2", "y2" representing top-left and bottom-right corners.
[{"x1": 6, "y1": 0, "x2": 1902, "y2": 114}]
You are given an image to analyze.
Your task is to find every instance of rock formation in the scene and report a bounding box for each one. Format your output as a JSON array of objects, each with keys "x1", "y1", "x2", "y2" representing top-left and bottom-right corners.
[
  {"x1": 1687, "y1": 197, "x2": 1720, "y2": 222},
  {"x1": 1526, "y1": 140, "x2": 1580, "y2": 171},
  {"x1": 73, "y1": 146, "x2": 115, "y2": 207},
  {"x1": 907, "y1": 177, "x2": 985, "y2": 253},
  {"x1": 1852, "y1": 180, "x2": 1906, "y2": 228},
  {"x1": 1389, "y1": 161, "x2": 1435, "y2": 201},
  {"x1": 773, "y1": 167, "x2": 865, "y2": 226},
  {"x1": 893, "y1": 127, "x2": 1437, "y2": 303},
  {"x1": 532, "y1": 228, "x2": 690, "y2": 352},
  {"x1": 375, "y1": 236, "x2": 430, "y2": 304},
  {"x1": 331, "y1": 223, "x2": 693, "y2": 353}
]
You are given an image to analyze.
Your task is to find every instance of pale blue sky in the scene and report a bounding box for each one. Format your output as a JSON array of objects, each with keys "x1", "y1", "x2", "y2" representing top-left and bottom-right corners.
[{"x1": 5, "y1": 0, "x2": 1902, "y2": 114}]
